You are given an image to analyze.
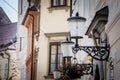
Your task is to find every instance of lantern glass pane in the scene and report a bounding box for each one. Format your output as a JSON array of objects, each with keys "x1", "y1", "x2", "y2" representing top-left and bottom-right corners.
[
  {"x1": 61, "y1": 43, "x2": 74, "y2": 57},
  {"x1": 69, "y1": 20, "x2": 85, "y2": 37}
]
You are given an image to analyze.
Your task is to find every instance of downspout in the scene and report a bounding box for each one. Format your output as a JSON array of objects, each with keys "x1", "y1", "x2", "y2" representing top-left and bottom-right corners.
[
  {"x1": 28, "y1": 14, "x2": 35, "y2": 80},
  {"x1": 34, "y1": 8, "x2": 40, "y2": 41},
  {"x1": 38, "y1": 6, "x2": 40, "y2": 34},
  {"x1": 70, "y1": 0, "x2": 72, "y2": 17},
  {"x1": 35, "y1": 3, "x2": 41, "y2": 80}
]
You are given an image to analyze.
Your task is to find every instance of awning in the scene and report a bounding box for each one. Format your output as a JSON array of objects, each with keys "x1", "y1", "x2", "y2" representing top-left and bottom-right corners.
[
  {"x1": 0, "y1": 22, "x2": 17, "y2": 50},
  {"x1": 85, "y1": 6, "x2": 108, "y2": 37}
]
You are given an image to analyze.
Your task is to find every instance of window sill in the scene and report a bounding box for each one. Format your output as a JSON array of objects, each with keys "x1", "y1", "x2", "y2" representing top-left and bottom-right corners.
[{"x1": 48, "y1": 6, "x2": 69, "y2": 12}]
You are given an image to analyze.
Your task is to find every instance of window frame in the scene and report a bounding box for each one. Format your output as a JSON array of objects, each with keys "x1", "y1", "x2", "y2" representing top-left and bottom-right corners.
[
  {"x1": 48, "y1": 42, "x2": 72, "y2": 75},
  {"x1": 51, "y1": 0, "x2": 67, "y2": 7},
  {"x1": 48, "y1": 42, "x2": 62, "y2": 75}
]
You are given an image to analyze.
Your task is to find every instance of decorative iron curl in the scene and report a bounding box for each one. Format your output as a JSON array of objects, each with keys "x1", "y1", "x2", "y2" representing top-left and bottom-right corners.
[
  {"x1": 77, "y1": 64, "x2": 93, "y2": 75},
  {"x1": 72, "y1": 45, "x2": 110, "y2": 61}
]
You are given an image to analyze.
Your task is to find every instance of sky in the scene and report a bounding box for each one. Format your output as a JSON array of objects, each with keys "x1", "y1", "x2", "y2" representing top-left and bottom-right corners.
[{"x1": 0, "y1": 0, "x2": 18, "y2": 22}]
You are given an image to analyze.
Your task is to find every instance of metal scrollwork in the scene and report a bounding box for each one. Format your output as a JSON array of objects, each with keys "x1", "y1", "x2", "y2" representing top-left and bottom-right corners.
[
  {"x1": 72, "y1": 45, "x2": 110, "y2": 61},
  {"x1": 80, "y1": 64, "x2": 93, "y2": 75}
]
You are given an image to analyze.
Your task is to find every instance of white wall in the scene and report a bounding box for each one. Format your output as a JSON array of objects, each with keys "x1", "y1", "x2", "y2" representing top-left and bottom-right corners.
[
  {"x1": 17, "y1": 0, "x2": 29, "y2": 80},
  {"x1": 71, "y1": 0, "x2": 95, "y2": 63}
]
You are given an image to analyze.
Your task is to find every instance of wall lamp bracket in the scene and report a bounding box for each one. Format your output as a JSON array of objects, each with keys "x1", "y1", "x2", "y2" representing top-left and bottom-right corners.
[{"x1": 72, "y1": 37, "x2": 110, "y2": 61}]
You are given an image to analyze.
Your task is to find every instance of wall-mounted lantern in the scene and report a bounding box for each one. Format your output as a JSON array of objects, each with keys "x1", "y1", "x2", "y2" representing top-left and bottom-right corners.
[{"x1": 61, "y1": 12, "x2": 110, "y2": 61}]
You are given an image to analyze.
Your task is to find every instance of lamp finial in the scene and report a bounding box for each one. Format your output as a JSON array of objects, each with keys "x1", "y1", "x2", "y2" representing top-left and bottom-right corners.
[{"x1": 76, "y1": 12, "x2": 79, "y2": 16}]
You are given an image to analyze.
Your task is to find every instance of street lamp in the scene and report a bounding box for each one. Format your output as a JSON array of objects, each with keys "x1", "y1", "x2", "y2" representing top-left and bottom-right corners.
[
  {"x1": 67, "y1": 12, "x2": 86, "y2": 38},
  {"x1": 61, "y1": 38, "x2": 74, "y2": 57},
  {"x1": 61, "y1": 12, "x2": 110, "y2": 61}
]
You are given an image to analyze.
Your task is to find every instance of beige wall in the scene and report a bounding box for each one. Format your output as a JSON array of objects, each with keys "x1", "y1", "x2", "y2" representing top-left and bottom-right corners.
[
  {"x1": 40, "y1": 0, "x2": 70, "y2": 33},
  {"x1": 37, "y1": 0, "x2": 70, "y2": 80},
  {"x1": 105, "y1": 0, "x2": 120, "y2": 80},
  {"x1": 107, "y1": 16, "x2": 120, "y2": 80}
]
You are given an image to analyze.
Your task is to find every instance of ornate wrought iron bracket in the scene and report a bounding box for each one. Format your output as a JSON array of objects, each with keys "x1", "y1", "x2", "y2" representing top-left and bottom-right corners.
[
  {"x1": 72, "y1": 45, "x2": 110, "y2": 61},
  {"x1": 80, "y1": 64, "x2": 93, "y2": 75}
]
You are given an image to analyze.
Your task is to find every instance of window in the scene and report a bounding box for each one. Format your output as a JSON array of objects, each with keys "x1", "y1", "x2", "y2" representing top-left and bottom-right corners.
[
  {"x1": 51, "y1": 0, "x2": 67, "y2": 7},
  {"x1": 49, "y1": 42, "x2": 63, "y2": 74},
  {"x1": 4, "y1": 63, "x2": 8, "y2": 80}
]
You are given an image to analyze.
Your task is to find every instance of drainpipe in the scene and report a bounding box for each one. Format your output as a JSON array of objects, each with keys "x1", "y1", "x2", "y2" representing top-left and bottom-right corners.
[
  {"x1": 28, "y1": 13, "x2": 35, "y2": 80},
  {"x1": 70, "y1": 0, "x2": 72, "y2": 17},
  {"x1": 38, "y1": 7, "x2": 40, "y2": 34}
]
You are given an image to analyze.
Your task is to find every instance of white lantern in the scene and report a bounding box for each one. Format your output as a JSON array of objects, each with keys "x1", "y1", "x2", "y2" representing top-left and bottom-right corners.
[
  {"x1": 61, "y1": 38, "x2": 74, "y2": 57},
  {"x1": 67, "y1": 12, "x2": 86, "y2": 38}
]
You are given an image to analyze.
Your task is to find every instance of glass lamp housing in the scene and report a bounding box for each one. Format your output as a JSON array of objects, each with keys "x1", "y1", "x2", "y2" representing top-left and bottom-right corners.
[
  {"x1": 67, "y1": 13, "x2": 86, "y2": 38},
  {"x1": 61, "y1": 38, "x2": 74, "y2": 57}
]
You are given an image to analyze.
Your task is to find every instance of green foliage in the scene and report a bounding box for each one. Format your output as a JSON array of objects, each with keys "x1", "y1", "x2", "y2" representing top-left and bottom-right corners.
[{"x1": 58, "y1": 63, "x2": 83, "y2": 80}]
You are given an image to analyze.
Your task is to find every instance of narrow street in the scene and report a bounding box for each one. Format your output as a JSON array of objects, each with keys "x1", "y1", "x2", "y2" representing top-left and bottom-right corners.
[{"x1": 0, "y1": 0, "x2": 120, "y2": 80}]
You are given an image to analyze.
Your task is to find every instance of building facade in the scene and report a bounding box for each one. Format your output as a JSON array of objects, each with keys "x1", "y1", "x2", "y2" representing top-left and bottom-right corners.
[
  {"x1": 17, "y1": 1, "x2": 29, "y2": 80},
  {"x1": 36, "y1": 0, "x2": 70, "y2": 80},
  {"x1": 72, "y1": 0, "x2": 120, "y2": 80},
  {"x1": 17, "y1": 0, "x2": 40, "y2": 80},
  {"x1": 18, "y1": 0, "x2": 120, "y2": 80},
  {"x1": 0, "y1": 22, "x2": 19, "y2": 80},
  {"x1": 18, "y1": 0, "x2": 71, "y2": 80},
  {"x1": 0, "y1": 7, "x2": 19, "y2": 80}
]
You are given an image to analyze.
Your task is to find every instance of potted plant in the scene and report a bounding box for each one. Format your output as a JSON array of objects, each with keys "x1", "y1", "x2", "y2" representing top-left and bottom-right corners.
[{"x1": 58, "y1": 62, "x2": 83, "y2": 80}]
